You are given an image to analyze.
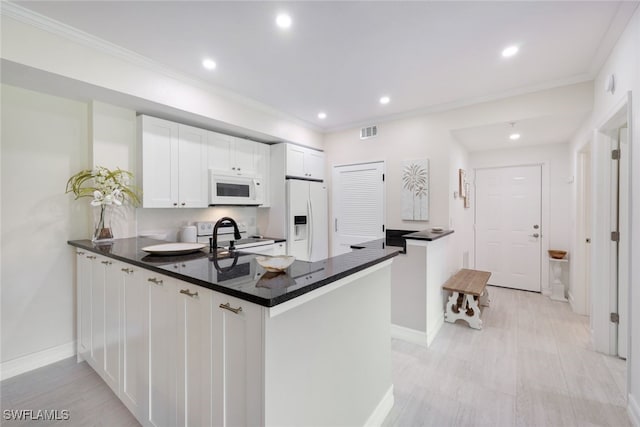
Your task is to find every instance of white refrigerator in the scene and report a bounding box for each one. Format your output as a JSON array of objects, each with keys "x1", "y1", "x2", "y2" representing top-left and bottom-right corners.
[{"x1": 286, "y1": 179, "x2": 328, "y2": 262}]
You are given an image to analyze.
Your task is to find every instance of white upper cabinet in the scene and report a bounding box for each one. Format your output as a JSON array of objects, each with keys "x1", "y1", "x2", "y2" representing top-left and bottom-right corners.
[
  {"x1": 177, "y1": 124, "x2": 208, "y2": 208},
  {"x1": 255, "y1": 143, "x2": 270, "y2": 207},
  {"x1": 285, "y1": 143, "x2": 325, "y2": 181},
  {"x1": 207, "y1": 132, "x2": 258, "y2": 177},
  {"x1": 138, "y1": 115, "x2": 207, "y2": 208}
]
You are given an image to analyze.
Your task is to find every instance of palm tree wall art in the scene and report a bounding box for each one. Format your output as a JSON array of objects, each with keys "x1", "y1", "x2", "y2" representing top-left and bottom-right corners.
[{"x1": 401, "y1": 159, "x2": 429, "y2": 220}]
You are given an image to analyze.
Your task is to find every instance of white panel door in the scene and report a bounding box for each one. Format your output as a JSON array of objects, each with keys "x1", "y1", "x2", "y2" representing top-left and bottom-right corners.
[
  {"x1": 212, "y1": 295, "x2": 263, "y2": 427},
  {"x1": 176, "y1": 284, "x2": 213, "y2": 427},
  {"x1": 207, "y1": 132, "x2": 234, "y2": 173},
  {"x1": 147, "y1": 273, "x2": 177, "y2": 427},
  {"x1": 76, "y1": 250, "x2": 92, "y2": 361},
  {"x1": 90, "y1": 255, "x2": 106, "y2": 373},
  {"x1": 332, "y1": 162, "x2": 385, "y2": 256},
  {"x1": 140, "y1": 116, "x2": 179, "y2": 208},
  {"x1": 120, "y1": 265, "x2": 147, "y2": 422},
  {"x1": 475, "y1": 166, "x2": 542, "y2": 292},
  {"x1": 233, "y1": 137, "x2": 257, "y2": 176},
  {"x1": 103, "y1": 259, "x2": 120, "y2": 393},
  {"x1": 286, "y1": 144, "x2": 306, "y2": 178},
  {"x1": 305, "y1": 150, "x2": 325, "y2": 180},
  {"x1": 178, "y1": 124, "x2": 208, "y2": 208}
]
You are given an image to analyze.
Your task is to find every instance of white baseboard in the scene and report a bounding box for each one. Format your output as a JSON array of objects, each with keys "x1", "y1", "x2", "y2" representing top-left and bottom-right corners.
[
  {"x1": 426, "y1": 316, "x2": 444, "y2": 347},
  {"x1": 0, "y1": 341, "x2": 76, "y2": 381},
  {"x1": 629, "y1": 394, "x2": 640, "y2": 427},
  {"x1": 391, "y1": 324, "x2": 427, "y2": 347},
  {"x1": 364, "y1": 385, "x2": 394, "y2": 427},
  {"x1": 568, "y1": 290, "x2": 576, "y2": 310}
]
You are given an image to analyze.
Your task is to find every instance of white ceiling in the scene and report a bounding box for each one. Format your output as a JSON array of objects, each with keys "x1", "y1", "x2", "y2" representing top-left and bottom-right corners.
[
  {"x1": 451, "y1": 112, "x2": 592, "y2": 152},
  {"x1": 13, "y1": 1, "x2": 638, "y2": 133}
]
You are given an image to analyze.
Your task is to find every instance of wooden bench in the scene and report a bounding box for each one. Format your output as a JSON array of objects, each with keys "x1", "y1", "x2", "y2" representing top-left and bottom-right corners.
[{"x1": 442, "y1": 269, "x2": 491, "y2": 330}]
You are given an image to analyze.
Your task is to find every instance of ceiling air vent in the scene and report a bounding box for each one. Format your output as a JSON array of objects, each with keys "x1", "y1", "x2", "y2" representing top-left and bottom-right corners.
[{"x1": 360, "y1": 125, "x2": 378, "y2": 140}]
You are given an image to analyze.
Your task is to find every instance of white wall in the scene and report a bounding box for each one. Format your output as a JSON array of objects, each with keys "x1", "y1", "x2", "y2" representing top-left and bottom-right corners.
[
  {"x1": 568, "y1": 7, "x2": 640, "y2": 424},
  {"x1": 1, "y1": 84, "x2": 90, "y2": 363},
  {"x1": 90, "y1": 101, "x2": 137, "y2": 238},
  {"x1": 324, "y1": 83, "x2": 590, "y2": 270}
]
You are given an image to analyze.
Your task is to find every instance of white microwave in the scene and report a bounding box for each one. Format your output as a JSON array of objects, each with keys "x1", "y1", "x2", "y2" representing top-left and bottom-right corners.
[{"x1": 209, "y1": 171, "x2": 264, "y2": 206}]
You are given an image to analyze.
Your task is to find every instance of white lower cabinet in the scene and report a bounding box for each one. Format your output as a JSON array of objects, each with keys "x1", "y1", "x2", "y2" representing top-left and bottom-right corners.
[
  {"x1": 144, "y1": 271, "x2": 216, "y2": 427},
  {"x1": 76, "y1": 253, "x2": 264, "y2": 427},
  {"x1": 119, "y1": 264, "x2": 147, "y2": 421},
  {"x1": 176, "y1": 282, "x2": 213, "y2": 427},
  {"x1": 75, "y1": 250, "x2": 92, "y2": 362},
  {"x1": 212, "y1": 294, "x2": 263, "y2": 427}
]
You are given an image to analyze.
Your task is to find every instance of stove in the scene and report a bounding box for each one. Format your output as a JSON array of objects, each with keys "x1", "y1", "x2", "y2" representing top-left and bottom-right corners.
[{"x1": 195, "y1": 221, "x2": 273, "y2": 249}]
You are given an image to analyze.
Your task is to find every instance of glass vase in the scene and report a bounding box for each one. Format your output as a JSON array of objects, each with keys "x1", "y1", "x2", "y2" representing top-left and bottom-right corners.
[{"x1": 93, "y1": 205, "x2": 114, "y2": 243}]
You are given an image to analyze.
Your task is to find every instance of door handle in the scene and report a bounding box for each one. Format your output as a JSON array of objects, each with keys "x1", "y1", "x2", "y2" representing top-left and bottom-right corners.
[
  {"x1": 335, "y1": 218, "x2": 338, "y2": 232},
  {"x1": 180, "y1": 289, "x2": 198, "y2": 298},
  {"x1": 219, "y1": 302, "x2": 242, "y2": 314},
  {"x1": 529, "y1": 233, "x2": 540, "y2": 238}
]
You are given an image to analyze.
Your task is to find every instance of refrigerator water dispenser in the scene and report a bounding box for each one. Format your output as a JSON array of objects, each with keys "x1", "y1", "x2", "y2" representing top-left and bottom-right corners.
[{"x1": 294, "y1": 215, "x2": 308, "y2": 241}]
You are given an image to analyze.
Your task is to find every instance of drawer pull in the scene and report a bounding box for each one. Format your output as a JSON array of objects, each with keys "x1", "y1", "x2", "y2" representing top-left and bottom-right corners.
[
  {"x1": 86, "y1": 255, "x2": 97, "y2": 259},
  {"x1": 121, "y1": 268, "x2": 133, "y2": 274},
  {"x1": 180, "y1": 289, "x2": 198, "y2": 298},
  {"x1": 148, "y1": 278, "x2": 163, "y2": 285},
  {"x1": 77, "y1": 251, "x2": 85, "y2": 255},
  {"x1": 101, "y1": 260, "x2": 112, "y2": 265},
  {"x1": 219, "y1": 302, "x2": 242, "y2": 314}
]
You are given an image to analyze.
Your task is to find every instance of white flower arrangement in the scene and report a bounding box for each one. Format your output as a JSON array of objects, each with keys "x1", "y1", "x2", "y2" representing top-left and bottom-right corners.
[
  {"x1": 66, "y1": 166, "x2": 140, "y2": 206},
  {"x1": 66, "y1": 166, "x2": 141, "y2": 241}
]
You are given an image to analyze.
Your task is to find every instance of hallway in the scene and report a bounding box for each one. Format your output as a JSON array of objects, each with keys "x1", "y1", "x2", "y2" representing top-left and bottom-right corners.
[{"x1": 384, "y1": 286, "x2": 629, "y2": 426}]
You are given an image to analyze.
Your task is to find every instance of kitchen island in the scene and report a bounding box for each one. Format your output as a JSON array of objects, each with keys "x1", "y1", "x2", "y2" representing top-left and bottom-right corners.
[{"x1": 68, "y1": 237, "x2": 398, "y2": 427}]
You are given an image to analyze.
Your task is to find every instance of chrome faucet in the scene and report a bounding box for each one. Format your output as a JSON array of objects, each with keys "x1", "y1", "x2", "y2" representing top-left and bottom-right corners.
[{"x1": 210, "y1": 217, "x2": 242, "y2": 253}]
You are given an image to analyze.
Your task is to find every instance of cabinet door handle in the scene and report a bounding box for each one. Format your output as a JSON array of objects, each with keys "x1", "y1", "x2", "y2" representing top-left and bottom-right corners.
[
  {"x1": 180, "y1": 289, "x2": 199, "y2": 298},
  {"x1": 219, "y1": 302, "x2": 242, "y2": 314},
  {"x1": 173, "y1": 202, "x2": 178, "y2": 206},
  {"x1": 237, "y1": 168, "x2": 241, "y2": 171},
  {"x1": 181, "y1": 202, "x2": 186, "y2": 206},
  {"x1": 147, "y1": 277, "x2": 163, "y2": 285},
  {"x1": 121, "y1": 268, "x2": 133, "y2": 274},
  {"x1": 86, "y1": 255, "x2": 97, "y2": 259},
  {"x1": 232, "y1": 167, "x2": 236, "y2": 170},
  {"x1": 101, "y1": 260, "x2": 112, "y2": 265},
  {"x1": 77, "y1": 251, "x2": 85, "y2": 255}
]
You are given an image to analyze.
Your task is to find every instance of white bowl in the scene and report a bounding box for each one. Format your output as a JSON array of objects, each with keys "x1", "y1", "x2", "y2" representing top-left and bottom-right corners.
[{"x1": 255, "y1": 255, "x2": 295, "y2": 272}]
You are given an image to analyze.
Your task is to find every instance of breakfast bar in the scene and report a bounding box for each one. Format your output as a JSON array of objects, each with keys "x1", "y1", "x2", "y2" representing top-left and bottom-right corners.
[{"x1": 68, "y1": 237, "x2": 398, "y2": 427}]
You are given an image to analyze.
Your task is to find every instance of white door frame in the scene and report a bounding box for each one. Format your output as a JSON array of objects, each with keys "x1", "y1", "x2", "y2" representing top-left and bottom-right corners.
[
  {"x1": 330, "y1": 160, "x2": 386, "y2": 257},
  {"x1": 590, "y1": 92, "x2": 632, "y2": 356},
  {"x1": 473, "y1": 162, "x2": 550, "y2": 293},
  {"x1": 572, "y1": 144, "x2": 592, "y2": 316}
]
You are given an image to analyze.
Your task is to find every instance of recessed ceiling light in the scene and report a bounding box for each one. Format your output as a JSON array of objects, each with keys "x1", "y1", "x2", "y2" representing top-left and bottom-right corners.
[
  {"x1": 317, "y1": 112, "x2": 327, "y2": 120},
  {"x1": 276, "y1": 13, "x2": 292, "y2": 29},
  {"x1": 202, "y1": 58, "x2": 217, "y2": 70},
  {"x1": 502, "y1": 45, "x2": 519, "y2": 58},
  {"x1": 379, "y1": 96, "x2": 390, "y2": 105},
  {"x1": 509, "y1": 133, "x2": 521, "y2": 140}
]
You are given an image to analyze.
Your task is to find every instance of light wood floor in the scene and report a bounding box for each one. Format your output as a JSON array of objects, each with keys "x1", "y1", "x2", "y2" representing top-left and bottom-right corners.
[
  {"x1": 384, "y1": 286, "x2": 629, "y2": 427},
  {"x1": 1, "y1": 286, "x2": 629, "y2": 426}
]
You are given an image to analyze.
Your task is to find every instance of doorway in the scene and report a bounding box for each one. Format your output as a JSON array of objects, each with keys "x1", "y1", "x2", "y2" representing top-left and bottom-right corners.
[
  {"x1": 590, "y1": 93, "x2": 631, "y2": 358},
  {"x1": 475, "y1": 165, "x2": 542, "y2": 292},
  {"x1": 331, "y1": 161, "x2": 385, "y2": 256}
]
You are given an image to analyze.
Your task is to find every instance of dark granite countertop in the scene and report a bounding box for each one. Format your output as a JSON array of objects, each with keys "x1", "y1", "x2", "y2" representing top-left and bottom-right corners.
[
  {"x1": 68, "y1": 237, "x2": 398, "y2": 308},
  {"x1": 403, "y1": 229, "x2": 454, "y2": 241},
  {"x1": 350, "y1": 239, "x2": 406, "y2": 254}
]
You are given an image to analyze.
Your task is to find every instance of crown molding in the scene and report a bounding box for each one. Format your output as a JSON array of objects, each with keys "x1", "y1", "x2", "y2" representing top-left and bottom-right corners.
[
  {"x1": 323, "y1": 74, "x2": 594, "y2": 134},
  {"x1": 0, "y1": 1, "x2": 322, "y2": 133}
]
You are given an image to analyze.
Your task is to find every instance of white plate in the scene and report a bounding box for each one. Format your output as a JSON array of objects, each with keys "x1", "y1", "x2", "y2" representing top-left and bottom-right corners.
[
  {"x1": 255, "y1": 255, "x2": 295, "y2": 272},
  {"x1": 142, "y1": 243, "x2": 206, "y2": 256}
]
